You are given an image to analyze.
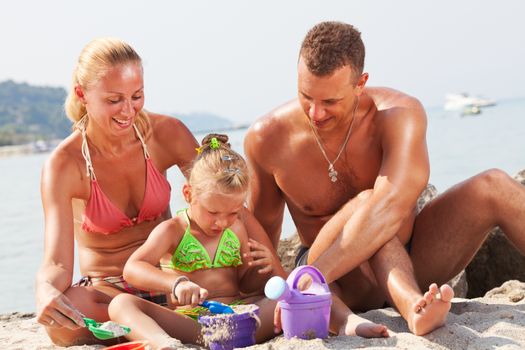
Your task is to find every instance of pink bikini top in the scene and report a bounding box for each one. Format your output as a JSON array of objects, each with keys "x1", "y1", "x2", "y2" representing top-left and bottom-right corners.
[{"x1": 80, "y1": 124, "x2": 171, "y2": 234}]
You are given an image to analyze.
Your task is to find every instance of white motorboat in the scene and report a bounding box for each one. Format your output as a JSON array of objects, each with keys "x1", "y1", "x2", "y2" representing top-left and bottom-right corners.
[{"x1": 444, "y1": 93, "x2": 496, "y2": 111}]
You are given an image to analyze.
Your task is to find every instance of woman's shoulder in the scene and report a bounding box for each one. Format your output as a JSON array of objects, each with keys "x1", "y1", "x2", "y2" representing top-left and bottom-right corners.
[
  {"x1": 41, "y1": 133, "x2": 85, "y2": 199},
  {"x1": 143, "y1": 111, "x2": 198, "y2": 171},
  {"x1": 43, "y1": 133, "x2": 84, "y2": 178},
  {"x1": 147, "y1": 112, "x2": 193, "y2": 139}
]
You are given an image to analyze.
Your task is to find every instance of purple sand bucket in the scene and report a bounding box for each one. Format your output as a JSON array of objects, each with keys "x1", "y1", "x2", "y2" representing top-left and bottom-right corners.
[
  {"x1": 265, "y1": 265, "x2": 331, "y2": 339},
  {"x1": 198, "y1": 305, "x2": 259, "y2": 350}
]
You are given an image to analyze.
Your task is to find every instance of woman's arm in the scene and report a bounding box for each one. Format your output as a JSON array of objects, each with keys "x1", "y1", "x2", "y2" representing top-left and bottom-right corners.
[{"x1": 36, "y1": 151, "x2": 85, "y2": 329}]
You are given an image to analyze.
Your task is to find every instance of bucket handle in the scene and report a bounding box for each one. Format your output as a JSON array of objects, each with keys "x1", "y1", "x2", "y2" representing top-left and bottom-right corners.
[{"x1": 291, "y1": 265, "x2": 330, "y2": 293}]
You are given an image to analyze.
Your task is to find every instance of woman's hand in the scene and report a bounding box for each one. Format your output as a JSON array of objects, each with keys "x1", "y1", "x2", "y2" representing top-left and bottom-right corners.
[
  {"x1": 244, "y1": 238, "x2": 275, "y2": 274},
  {"x1": 36, "y1": 283, "x2": 85, "y2": 329},
  {"x1": 174, "y1": 280, "x2": 208, "y2": 307}
]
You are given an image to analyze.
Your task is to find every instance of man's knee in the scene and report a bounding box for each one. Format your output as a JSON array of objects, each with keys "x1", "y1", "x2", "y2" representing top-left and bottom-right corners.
[
  {"x1": 474, "y1": 168, "x2": 512, "y2": 187},
  {"x1": 468, "y1": 169, "x2": 516, "y2": 202}
]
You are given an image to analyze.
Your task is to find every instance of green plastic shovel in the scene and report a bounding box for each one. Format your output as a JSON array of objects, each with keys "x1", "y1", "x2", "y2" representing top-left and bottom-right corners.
[{"x1": 83, "y1": 317, "x2": 131, "y2": 340}]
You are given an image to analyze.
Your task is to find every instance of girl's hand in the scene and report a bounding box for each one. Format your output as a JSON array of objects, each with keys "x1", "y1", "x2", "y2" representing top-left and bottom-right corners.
[
  {"x1": 174, "y1": 280, "x2": 208, "y2": 306},
  {"x1": 244, "y1": 238, "x2": 274, "y2": 274},
  {"x1": 36, "y1": 284, "x2": 85, "y2": 329}
]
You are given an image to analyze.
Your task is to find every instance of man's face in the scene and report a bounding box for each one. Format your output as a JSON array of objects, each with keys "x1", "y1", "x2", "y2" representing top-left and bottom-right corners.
[{"x1": 297, "y1": 56, "x2": 364, "y2": 131}]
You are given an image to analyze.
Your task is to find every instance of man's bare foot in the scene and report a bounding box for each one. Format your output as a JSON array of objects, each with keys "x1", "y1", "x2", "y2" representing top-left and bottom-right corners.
[
  {"x1": 340, "y1": 313, "x2": 389, "y2": 338},
  {"x1": 408, "y1": 283, "x2": 454, "y2": 336}
]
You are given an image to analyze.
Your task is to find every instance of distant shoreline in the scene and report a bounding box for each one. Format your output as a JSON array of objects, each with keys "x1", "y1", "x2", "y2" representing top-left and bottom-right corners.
[
  {"x1": 0, "y1": 139, "x2": 61, "y2": 158},
  {"x1": 0, "y1": 124, "x2": 250, "y2": 159}
]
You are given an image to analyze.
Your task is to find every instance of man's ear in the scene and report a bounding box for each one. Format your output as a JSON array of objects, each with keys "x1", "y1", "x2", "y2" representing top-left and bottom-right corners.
[
  {"x1": 182, "y1": 183, "x2": 192, "y2": 203},
  {"x1": 74, "y1": 84, "x2": 86, "y2": 104},
  {"x1": 355, "y1": 72, "x2": 369, "y2": 96}
]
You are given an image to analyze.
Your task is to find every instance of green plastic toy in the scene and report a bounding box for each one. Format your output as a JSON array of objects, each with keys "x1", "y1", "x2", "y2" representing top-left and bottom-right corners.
[{"x1": 83, "y1": 317, "x2": 131, "y2": 340}]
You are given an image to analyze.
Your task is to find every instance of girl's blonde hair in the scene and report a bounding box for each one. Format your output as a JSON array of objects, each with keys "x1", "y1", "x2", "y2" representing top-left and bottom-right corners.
[
  {"x1": 64, "y1": 37, "x2": 150, "y2": 134},
  {"x1": 190, "y1": 133, "x2": 249, "y2": 196}
]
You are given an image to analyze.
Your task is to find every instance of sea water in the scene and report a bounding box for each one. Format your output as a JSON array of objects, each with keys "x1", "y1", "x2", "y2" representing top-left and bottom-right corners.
[{"x1": 0, "y1": 98, "x2": 524, "y2": 313}]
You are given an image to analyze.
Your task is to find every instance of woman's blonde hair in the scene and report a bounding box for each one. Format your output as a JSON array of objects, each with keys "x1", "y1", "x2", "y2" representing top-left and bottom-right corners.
[
  {"x1": 64, "y1": 37, "x2": 150, "y2": 134},
  {"x1": 190, "y1": 133, "x2": 249, "y2": 196}
]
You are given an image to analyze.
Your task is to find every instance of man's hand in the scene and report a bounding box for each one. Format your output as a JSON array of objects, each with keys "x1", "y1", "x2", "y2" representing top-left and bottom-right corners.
[
  {"x1": 244, "y1": 238, "x2": 274, "y2": 274},
  {"x1": 174, "y1": 280, "x2": 208, "y2": 306}
]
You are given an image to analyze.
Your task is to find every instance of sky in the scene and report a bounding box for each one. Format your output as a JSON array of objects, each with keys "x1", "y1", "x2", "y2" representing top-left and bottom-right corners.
[{"x1": 1, "y1": 0, "x2": 524, "y2": 124}]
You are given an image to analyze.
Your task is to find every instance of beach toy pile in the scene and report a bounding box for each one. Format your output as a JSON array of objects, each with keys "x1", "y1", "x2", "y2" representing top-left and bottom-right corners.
[
  {"x1": 265, "y1": 265, "x2": 332, "y2": 339},
  {"x1": 198, "y1": 301, "x2": 260, "y2": 350}
]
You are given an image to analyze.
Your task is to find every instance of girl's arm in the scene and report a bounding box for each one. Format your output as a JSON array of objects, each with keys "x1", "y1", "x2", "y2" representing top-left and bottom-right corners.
[
  {"x1": 123, "y1": 219, "x2": 207, "y2": 306},
  {"x1": 124, "y1": 219, "x2": 183, "y2": 293},
  {"x1": 36, "y1": 152, "x2": 85, "y2": 329}
]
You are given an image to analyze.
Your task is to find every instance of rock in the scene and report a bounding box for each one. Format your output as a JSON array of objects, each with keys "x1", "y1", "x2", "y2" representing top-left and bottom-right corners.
[
  {"x1": 448, "y1": 271, "x2": 468, "y2": 299},
  {"x1": 416, "y1": 183, "x2": 438, "y2": 213},
  {"x1": 277, "y1": 234, "x2": 302, "y2": 273},
  {"x1": 484, "y1": 280, "x2": 525, "y2": 303},
  {"x1": 464, "y1": 171, "x2": 525, "y2": 298}
]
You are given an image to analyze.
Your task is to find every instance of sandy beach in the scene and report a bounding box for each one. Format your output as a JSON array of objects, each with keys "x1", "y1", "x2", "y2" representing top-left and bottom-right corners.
[{"x1": 2, "y1": 280, "x2": 524, "y2": 350}]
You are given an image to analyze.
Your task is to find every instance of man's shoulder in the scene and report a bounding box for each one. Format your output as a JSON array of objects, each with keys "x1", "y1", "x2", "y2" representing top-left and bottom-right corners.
[
  {"x1": 364, "y1": 87, "x2": 426, "y2": 128},
  {"x1": 245, "y1": 99, "x2": 301, "y2": 150}
]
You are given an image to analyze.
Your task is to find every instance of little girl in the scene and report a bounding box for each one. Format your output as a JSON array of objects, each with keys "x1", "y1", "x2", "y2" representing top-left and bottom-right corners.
[
  {"x1": 109, "y1": 134, "x2": 388, "y2": 349},
  {"x1": 109, "y1": 134, "x2": 285, "y2": 349}
]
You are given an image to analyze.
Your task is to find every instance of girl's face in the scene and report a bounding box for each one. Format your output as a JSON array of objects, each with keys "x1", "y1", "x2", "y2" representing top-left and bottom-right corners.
[
  {"x1": 77, "y1": 62, "x2": 145, "y2": 136},
  {"x1": 184, "y1": 185, "x2": 246, "y2": 237}
]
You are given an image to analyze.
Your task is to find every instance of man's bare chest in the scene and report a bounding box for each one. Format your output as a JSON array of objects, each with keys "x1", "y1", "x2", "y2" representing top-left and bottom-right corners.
[{"x1": 274, "y1": 144, "x2": 382, "y2": 216}]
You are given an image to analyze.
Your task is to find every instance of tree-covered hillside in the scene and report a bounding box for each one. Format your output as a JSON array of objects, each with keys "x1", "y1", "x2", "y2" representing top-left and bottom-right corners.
[
  {"x1": 0, "y1": 80, "x2": 71, "y2": 146},
  {"x1": 0, "y1": 80, "x2": 239, "y2": 147}
]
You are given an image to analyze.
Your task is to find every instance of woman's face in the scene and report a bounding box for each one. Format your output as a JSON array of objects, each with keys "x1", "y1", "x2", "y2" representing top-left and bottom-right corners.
[{"x1": 80, "y1": 62, "x2": 145, "y2": 136}]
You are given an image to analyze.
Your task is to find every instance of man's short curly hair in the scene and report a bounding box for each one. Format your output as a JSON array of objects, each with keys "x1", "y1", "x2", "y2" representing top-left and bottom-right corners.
[{"x1": 300, "y1": 21, "x2": 365, "y2": 79}]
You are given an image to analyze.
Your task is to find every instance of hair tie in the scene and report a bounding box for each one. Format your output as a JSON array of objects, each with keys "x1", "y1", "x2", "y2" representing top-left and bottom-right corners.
[
  {"x1": 210, "y1": 137, "x2": 220, "y2": 150},
  {"x1": 224, "y1": 167, "x2": 241, "y2": 175},
  {"x1": 221, "y1": 155, "x2": 236, "y2": 161},
  {"x1": 195, "y1": 146, "x2": 204, "y2": 155}
]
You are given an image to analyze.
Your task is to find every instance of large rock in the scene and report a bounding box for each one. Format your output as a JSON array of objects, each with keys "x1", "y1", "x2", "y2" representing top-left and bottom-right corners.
[
  {"x1": 416, "y1": 183, "x2": 438, "y2": 213},
  {"x1": 464, "y1": 170, "x2": 525, "y2": 297}
]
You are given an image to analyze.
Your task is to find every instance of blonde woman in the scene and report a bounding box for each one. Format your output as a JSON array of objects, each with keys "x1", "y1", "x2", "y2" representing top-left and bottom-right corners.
[{"x1": 36, "y1": 38, "x2": 278, "y2": 346}]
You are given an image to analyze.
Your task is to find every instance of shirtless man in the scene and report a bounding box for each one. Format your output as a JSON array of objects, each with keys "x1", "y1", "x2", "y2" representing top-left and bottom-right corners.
[{"x1": 245, "y1": 21, "x2": 525, "y2": 336}]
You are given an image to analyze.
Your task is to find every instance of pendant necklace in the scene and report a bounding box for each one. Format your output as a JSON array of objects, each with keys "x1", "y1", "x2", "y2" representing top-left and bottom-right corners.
[{"x1": 309, "y1": 96, "x2": 359, "y2": 183}]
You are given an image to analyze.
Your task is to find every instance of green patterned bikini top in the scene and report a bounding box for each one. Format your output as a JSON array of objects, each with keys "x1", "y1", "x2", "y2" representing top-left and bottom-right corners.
[{"x1": 161, "y1": 209, "x2": 243, "y2": 272}]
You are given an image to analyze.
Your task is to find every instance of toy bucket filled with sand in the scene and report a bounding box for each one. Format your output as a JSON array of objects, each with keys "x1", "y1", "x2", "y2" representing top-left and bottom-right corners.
[
  {"x1": 198, "y1": 304, "x2": 260, "y2": 350},
  {"x1": 265, "y1": 265, "x2": 332, "y2": 339}
]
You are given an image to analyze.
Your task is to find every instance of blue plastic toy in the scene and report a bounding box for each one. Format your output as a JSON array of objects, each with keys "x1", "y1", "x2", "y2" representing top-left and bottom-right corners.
[{"x1": 200, "y1": 300, "x2": 234, "y2": 314}]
